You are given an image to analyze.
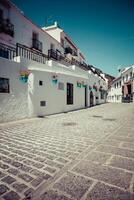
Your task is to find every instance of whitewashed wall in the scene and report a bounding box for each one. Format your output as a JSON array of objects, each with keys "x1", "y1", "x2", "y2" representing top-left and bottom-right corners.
[{"x1": 0, "y1": 57, "x2": 29, "y2": 122}]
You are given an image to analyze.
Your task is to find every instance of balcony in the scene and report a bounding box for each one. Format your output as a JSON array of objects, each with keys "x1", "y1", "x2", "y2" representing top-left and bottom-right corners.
[
  {"x1": 48, "y1": 49, "x2": 72, "y2": 66},
  {"x1": 32, "y1": 39, "x2": 42, "y2": 52},
  {"x1": 48, "y1": 49, "x2": 89, "y2": 70},
  {"x1": 0, "y1": 18, "x2": 14, "y2": 37}
]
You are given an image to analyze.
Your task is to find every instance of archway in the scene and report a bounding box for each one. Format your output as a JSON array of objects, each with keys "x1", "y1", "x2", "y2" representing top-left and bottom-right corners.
[{"x1": 90, "y1": 91, "x2": 94, "y2": 107}]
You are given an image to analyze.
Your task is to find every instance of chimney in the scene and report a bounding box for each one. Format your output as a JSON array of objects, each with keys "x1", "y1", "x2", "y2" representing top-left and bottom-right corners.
[{"x1": 54, "y1": 21, "x2": 58, "y2": 27}]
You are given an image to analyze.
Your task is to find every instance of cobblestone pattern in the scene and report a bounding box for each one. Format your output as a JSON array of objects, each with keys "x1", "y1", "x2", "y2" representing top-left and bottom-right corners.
[{"x1": 0, "y1": 103, "x2": 133, "y2": 200}]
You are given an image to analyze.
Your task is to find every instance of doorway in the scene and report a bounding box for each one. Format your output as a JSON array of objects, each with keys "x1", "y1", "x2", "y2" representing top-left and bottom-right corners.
[
  {"x1": 85, "y1": 86, "x2": 87, "y2": 107},
  {"x1": 90, "y1": 91, "x2": 94, "y2": 107}
]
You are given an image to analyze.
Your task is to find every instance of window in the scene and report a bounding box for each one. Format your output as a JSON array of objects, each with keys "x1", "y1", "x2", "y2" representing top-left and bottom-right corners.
[
  {"x1": 123, "y1": 76, "x2": 124, "y2": 82},
  {"x1": 67, "y1": 83, "x2": 73, "y2": 104},
  {"x1": 33, "y1": 32, "x2": 38, "y2": 40},
  {"x1": 50, "y1": 43, "x2": 55, "y2": 50},
  {"x1": 58, "y1": 82, "x2": 64, "y2": 90},
  {"x1": 126, "y1": 74, "x2": 128, "y2": 81},
  {"x1": 130, "y1": 72, "x2": 132, "y2": 78},
  {"x1": 117, "y1": 82, "x2": 118, "y2": 88},
  {"x1": 119, "y1": 81, "x2": 121, "y2": 87},
  {"x1": 0, "y1": 9, "x2": 3, "y2": 20},
  {"x1": 100, "y1": 90, "x2": 105, "y2": 99},
  {"x1": 39, "y1": 80, "x2": 43, "y2": 86},
  {"x1": 114, "y1": 84, "x2": 116, "y2": 88},
  {"x1": 0, "y1": 78, "x2": 10, "y2": 93},
  {"x1": 40, "y1": 101, "x2": 46, "y2": 106},
  {"x1": 61, "y1": 38, "x2": 64, "y2": 47}
]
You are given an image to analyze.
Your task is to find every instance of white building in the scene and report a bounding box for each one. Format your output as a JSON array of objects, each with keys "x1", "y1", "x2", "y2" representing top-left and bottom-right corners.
[
  {"x1": 107, "y1": 66, "x2": 134, "y2": 103},
  {"x1": 0, "y1": 0, "x2": 108, "y2": 122}
]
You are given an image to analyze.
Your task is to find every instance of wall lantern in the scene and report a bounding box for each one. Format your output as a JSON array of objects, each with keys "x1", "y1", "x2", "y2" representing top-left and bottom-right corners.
[{"x1": 19, "y1": 70, "x2": 31, "y2": 83}]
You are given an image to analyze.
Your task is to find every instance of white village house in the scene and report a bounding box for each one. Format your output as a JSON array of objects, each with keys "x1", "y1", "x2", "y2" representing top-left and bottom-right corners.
[
  {"x1": 0, "y1": 0, "x2": 108, "y2": 122},
  {"x1": 107, "y1": 65, "x2": 134, "y2": 103}
]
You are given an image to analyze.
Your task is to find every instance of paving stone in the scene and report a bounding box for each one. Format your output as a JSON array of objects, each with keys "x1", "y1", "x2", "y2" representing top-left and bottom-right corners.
[
  {"x1": 30, "y1": 169, "x2": 43, "y2": 177},
  {"x1": 100, "y1": 139, "x2": 121, "y2": 147},
  {"x1": 12, "y1": 161, "x2": 22, "y2": 168},
  {"x1": 31, "y1": 176, "x2": 45, "y2": 187},
  {"x1": 54, "y1": 172, "x2": 93, "y2": 199},
  {"x1": 44, "y1": 166, "x2": 56, "y2": 174},
  {"x1": 56, "y1": 158, "x2": 69, "y2": 164},
  {"x1": 0, "y1": 162, "x2": 9, "y2": 170},
  {"x1": 0, "y1": 171, "x2": 6, "y2": 179},
  {"x1": 12, "y1": 182, "x2": 28, "y2": 193},
  {"x1": 24, "y1": 188, "x2": 35, "y2": 200},
  {"x1": 85, "y1": 182, "x2": 134, "y2": 200},
  {"x1": 121, "y1": 142, "x2": 134, "y2": 150},
  {"x1": 0, "y1": 156, "x2": 12, "y2": 164},
  {"x1": 7, "y1": 168, "x2": 20, "y2": 175},
  {"x1": 110, "y1": 136, "x2": 134, "y2": 143},
  {"x1": 33, "y1": 162, "x2": 44, "y2": 169},
  {"x1": 3, "y1": 190, "x2": 20, "y2": 200},
  {"x1": 96, "y1": 145, "x2": 134, "y2": 159},
  {"x1": 34, "y1": 157, "x2": 46, "y2": 162},
  {"x1": 0, "y1": 184, "x2": 9, "y2": 195},
  {"x1": 110, "y1": 156, "x2": 134, "y2": 171},
  {"x1": 40, "y1": 190, "x2": 72, "y2": 200},
  {"x1": 45, "y1": 160, "x2": 64, "y2": 169},
  {"x1": 18, "y1": 173, "x2": 33, "y2": 182},
  {"x1": 1, "y1": 175, "x2": 16, "y2": 184},
  {"x1": 72, "y1": 160, "x2": 132, "y2": 189},
  {"x1": 20, "y1": 164, "x2": 32, "y2": 172},
  {"x1": 85, "y1": 151, "x2": 111, "y2": 164}
]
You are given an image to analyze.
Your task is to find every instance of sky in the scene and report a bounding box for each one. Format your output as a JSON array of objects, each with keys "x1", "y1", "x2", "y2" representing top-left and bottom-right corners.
[{"x1": 12, "y1": 0, "x2": 134, "y2": 76}]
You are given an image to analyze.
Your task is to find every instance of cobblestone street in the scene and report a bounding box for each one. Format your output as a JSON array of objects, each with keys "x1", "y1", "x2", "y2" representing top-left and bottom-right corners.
[{"x1": 0, "y1": 103, "x2": 134, "y2": 200}]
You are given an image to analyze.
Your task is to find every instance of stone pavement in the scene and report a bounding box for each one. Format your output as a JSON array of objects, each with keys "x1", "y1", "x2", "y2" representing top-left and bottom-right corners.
[{"x1": 0, "y1": 103, "x2": 134, "y2": 200}]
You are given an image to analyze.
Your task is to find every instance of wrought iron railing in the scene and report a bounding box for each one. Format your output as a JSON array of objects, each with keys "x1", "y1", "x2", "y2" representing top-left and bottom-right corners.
[
  {"x1": 48, "y1": 49, "x2": 72, "y2": 66},
  {"x1": 0, "y1": 42, "x2": 89, "y2": 70},
  {"x1": 0, "y1": 42, "x2": 16, "y2": 60},
  {"x1": 16, "y1": 43, "x2": 47, "y2": 64}
]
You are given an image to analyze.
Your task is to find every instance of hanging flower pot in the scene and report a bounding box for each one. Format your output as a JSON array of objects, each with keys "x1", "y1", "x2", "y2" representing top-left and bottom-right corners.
[
  {"x1": 52, "y1": 74, "x2": 58, "y2": 84},
  {"x1": 77, "y1": 81, "x2": 81, "y2": 88},
  {"x1": 81, "y1": 81, "x2": 85, "y2": 87},
  {"x1": 93, "y1": 85, "x2": 97, "y2": 91},
  {"x1": 19, "y1": 70, "x2": 31, "y2": 83}
]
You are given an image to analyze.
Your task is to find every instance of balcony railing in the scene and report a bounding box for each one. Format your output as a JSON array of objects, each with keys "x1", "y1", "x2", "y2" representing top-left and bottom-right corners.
[
  {"x1": 0, "y1": 42, "x2": 16, "y2": 60},
  {"x1": 48, "y1": 49, "x2": 72, "y2": 66},
  {"x1": 16, "y1": 43, "x2": 47, "y2": 64},
  {"x1": 0, "y1": 42, "x2": 89, "y2": 70},
  {"x1": 32, "y1": 39, "x2": 42, "y2": 52},
  {"x1": 0, "y1": 18, "x2": 14, "y2": 37}
]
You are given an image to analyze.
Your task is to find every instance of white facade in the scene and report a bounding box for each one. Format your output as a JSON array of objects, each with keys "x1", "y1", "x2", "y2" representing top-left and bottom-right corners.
[
  {"x1": 0, "y1": 0, "x2": 108, "y2": 122},
  {"x1": 107, "y1": 66, "x2": 134, "y2": 103}
]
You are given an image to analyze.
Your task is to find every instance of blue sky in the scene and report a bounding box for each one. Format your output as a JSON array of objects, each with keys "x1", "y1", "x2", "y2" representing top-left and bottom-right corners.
[{"x1": 12, "y1": 0, "x2": 134, "y2": 76}]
